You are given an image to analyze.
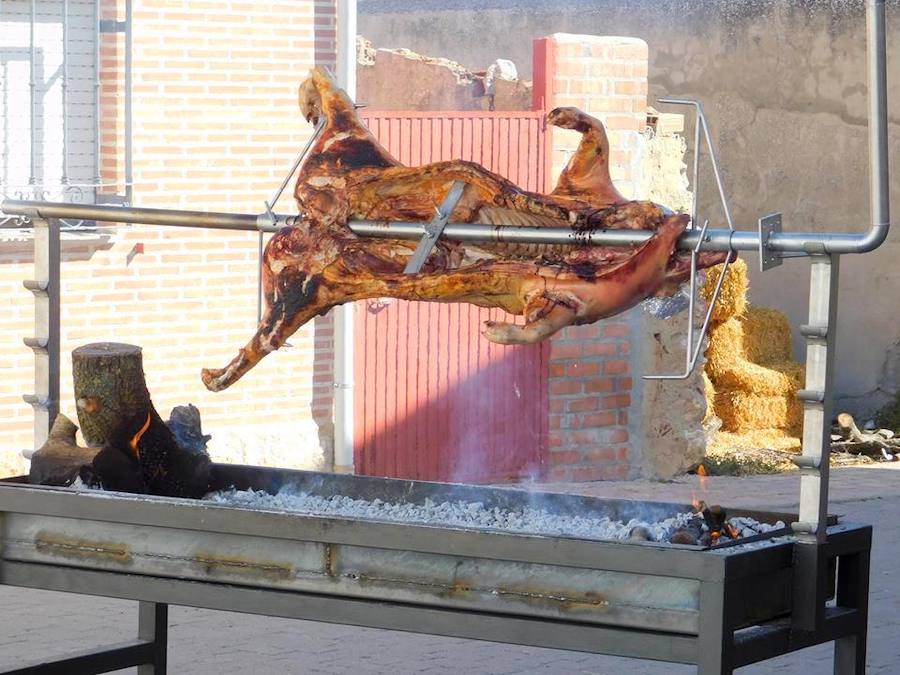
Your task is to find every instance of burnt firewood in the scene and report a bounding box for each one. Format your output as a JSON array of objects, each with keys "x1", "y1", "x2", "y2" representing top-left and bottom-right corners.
[
  {"x1": 73, "y1": 342, "x2": 211, "y2": 498},
  {"x1": 28, "y1": 414, "x2": 99, "y2": 486},
  {"x1": 167, "y1": 404, "x2": 211, "y2": 454}
]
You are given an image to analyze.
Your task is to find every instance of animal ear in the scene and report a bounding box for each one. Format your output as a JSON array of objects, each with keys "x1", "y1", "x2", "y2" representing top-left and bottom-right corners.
[{"x1": 310, "y1": 66, "x2": 336, "y2": 90}]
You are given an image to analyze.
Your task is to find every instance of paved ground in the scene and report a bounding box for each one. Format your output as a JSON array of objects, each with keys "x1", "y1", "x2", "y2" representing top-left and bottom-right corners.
[{"x1": 2, "y1": 464, "x2": 898, "y2": 674}]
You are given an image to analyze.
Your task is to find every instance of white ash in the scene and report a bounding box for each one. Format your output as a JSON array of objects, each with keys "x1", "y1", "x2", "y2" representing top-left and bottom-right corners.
[{"x1": 206, "y1": 485, "x2": 783, "y2": 544}]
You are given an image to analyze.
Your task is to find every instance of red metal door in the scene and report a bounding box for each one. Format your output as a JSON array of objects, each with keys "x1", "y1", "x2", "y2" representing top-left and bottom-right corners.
[{"x1": 354, "y1": 111, "x2": 551, "y2": 483}]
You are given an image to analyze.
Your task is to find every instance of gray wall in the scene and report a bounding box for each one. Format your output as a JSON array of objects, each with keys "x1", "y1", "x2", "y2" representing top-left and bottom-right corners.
[{"x1": 360, "y1": 0, "x2": 900, "y2": 415}]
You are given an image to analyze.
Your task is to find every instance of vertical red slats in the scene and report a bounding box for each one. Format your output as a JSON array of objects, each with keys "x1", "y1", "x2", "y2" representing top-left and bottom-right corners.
[{"x1": 356, "y1": 110, "x2": 550, "y2": 482}]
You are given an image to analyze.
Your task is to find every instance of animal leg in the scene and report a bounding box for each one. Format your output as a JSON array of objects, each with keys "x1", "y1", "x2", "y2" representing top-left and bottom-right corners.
[
  {"x1": 482, "y1": 294, "x2": 579, "y2": 344},
  {"x1": 201, "y1": 230, "x2": 339, "y2": 392}
]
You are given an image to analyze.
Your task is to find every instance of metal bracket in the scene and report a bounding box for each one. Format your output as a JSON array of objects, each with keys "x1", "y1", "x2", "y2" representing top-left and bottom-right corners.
[
  {"x1": 404, "y1": 181, "x2": 466, "y2": 275},
  {"x1": 99, "y1": 19, "x2": 126, "y2": 33},
  {"x1": 644, "y1": 97, "x2": 736, "y2": 380},
  {"x1": 759, "y1": 213, "x2": 783, "y2": 271}
]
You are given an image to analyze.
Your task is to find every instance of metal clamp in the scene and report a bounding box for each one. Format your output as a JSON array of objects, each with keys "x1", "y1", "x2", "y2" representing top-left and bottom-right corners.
[
  {"x1": 404, "y1": 181, "x2": 466, "y2": 274},
  {"x1": 759, "y1": 213, "x2": 784, "y2": 271}
]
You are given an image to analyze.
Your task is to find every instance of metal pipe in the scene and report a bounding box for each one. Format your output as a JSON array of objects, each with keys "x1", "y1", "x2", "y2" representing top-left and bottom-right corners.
[
  {"x1": 61, "y1": 0, "x2": 69, "y2": 185},
  {"x1": 334, "y1": 0, "x2": 358, "y2": 474},
  {"x1": 851, "y1": 0, "x2": 891, "y2": 254},
  {"x1": 0, "y1": 199, "x2": 271, "y2": 231},
  {"x1": 3, "y1": 199, "x2": 895, "y2": 258},
  {"x1": 28, "y1": 0, "x2": 36, "y2": 187},
  {"x1": 124, "y1": 0, "x2": 133, "y2": 205},
  {"x1": 93, "y1": 0, "x2": 102, "y2": 192}
]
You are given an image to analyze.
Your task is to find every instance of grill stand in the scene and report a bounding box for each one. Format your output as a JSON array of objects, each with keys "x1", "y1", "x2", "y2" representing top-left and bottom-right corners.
[
  {"x1": 0, "y1": 518, "x2": 870, "y2": 675},
  {"x1": 1, "y1": 601, "x2": 166, "y2": 675}
]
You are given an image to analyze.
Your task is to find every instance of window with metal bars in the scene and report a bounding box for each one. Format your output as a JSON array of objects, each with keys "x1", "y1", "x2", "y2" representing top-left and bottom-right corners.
[{"x1": 0, "y1": 0, "x2": 128, "y2": 231}]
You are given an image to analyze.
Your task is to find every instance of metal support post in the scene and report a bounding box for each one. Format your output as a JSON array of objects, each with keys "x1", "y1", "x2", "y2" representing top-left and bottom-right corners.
[
  {"x1": 22, "y1": 217, "x2": 61, "y2": 450},
  {"x1": 834, "y1": 533, "x2": 871, "y2": 675},
  {"x1": 137, "y1": 602, "x2": 168, "y2": 674},
  {"x1": 697, "y1": 580, "x2": 732, "y2": 675},
  {"x1": 792, "y1": 254, "x2": 840, "y2": 631},
  {"x1": 124, "y1": 0, "x2": 134, "y2": 205}
]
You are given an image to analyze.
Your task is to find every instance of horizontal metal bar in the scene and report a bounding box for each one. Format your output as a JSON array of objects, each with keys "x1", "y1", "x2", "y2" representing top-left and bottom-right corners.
[
  {"x1": 796, "y1": 389, "x2": 826, "y2": 403},
  {"x1": 22, "y1": 279, "x2": 48, "y2": 294},
  {"x1": 0, "y1": 561, "x2": 701, "y2": 665},
  {"x1": 1, "y1": 640, "x2": 155, "y2": 675},
  {"x1": 0, "y1": 199, "x2": 888, "y2": 255},
  {"x1": 1, "y1": 200, "x2": 278, "y2": 233},
  {"x1": 22, "y1": 337, "x2": 48, "y2": 350},
  {"x1": 800, "y1": 324, "x2": 829, "y2": 339},
  {"x1": 21, "y1": 394, "x2": 51, "y2": 410}
]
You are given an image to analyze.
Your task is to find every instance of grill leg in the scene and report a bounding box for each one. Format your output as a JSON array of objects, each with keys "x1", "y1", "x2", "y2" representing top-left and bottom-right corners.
[
  {"x1": 697, "y1": 582, "x2": 732, "y2": 675},
  {"x1": 833, "y1": 546, "x2": 870, "y2": 675},
  {"x1": 834, "y1": 635, "x2": 866, "y2": 675},
  {"x1": 137, "y1": 602, "x2": 168, "y2": 674}
]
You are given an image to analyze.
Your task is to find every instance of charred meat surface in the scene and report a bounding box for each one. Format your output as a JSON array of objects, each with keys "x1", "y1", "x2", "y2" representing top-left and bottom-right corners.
[{"x1": 202, "y1": 68, "x2": 730, "y2": 391}]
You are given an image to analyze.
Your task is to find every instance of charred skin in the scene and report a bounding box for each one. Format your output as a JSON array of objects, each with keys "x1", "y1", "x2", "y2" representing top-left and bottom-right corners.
[{"x1": 201, "y1": 68, "x2": 730, "y2": 392}]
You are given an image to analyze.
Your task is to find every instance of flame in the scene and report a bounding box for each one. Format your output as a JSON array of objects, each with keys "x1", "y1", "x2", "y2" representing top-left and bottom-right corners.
[
  {"x1": 697, "y1": 464, "x2": 709, "y2": 490},
  {"x1": 129, "y1": 413, "x2": 152, "y2": 460},
  {"x1": 692, "y1": 465, "x2": 709, "y2": 511}
]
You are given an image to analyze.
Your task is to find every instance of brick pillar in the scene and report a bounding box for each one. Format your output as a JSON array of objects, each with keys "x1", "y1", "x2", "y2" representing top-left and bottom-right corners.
[{"x1": 533, "y1": 34, "x2": 649, "y2": 481}]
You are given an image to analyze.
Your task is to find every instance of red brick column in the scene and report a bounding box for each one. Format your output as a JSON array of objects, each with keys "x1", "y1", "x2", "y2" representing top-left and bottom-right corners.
[{"x1": 533, "y1": 34, "x2": 649, "y2": 481}]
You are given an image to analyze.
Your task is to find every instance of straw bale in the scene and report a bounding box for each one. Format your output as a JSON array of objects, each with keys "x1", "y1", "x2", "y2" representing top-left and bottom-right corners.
[
  {"x1": 714, "y1": 361, "x2": 805, "y2": 397},
  {"x1": 705, "y1": 317, "x2": 746, "y2": 378},
  {"x1": 715, "y1": 390, "x2": 802, "y2": 433},
  {"x1": 742, "y1": 306, "x2": 794, "y2": 364},
  {"x1": 709, "y1": 429, "x2": 801, "y2": 455},
  {"x1": 702, "y1": 372, "x2": 717, "y2": 425},
  {"x1": 700, "y1": 258, "x2": 747, "y2": 323}
]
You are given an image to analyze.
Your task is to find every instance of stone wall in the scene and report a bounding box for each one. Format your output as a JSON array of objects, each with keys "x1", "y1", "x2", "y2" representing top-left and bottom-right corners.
[{"x1": 359, "y1": 0, "x2": 900, "y2": 418}]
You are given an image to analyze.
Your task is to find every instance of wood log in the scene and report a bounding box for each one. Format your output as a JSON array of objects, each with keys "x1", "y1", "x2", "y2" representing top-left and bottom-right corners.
[
  {"x1": 73, "y1": 342, "x2": 211, "y2": 498},
  {"x1": 832, "y1": 412, "x2": 900, "y2": 460},
  {"x1": 73, "y1": 342, "x2": 152, "y2": 446},
  {"x1": 836, "y1": 412, "x2": 866, "y2": 443},
  {"x1": 28, "y1": 414, "x2": 99, "y2": 486}
]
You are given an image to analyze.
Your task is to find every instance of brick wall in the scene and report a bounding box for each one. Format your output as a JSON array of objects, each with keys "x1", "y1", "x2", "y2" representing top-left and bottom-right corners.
[
  {"x1": 536, "y1": 34, "x2": 649, "y2": 481},
  {"x1": 0, "y1": 0, "x2": 337, "y2": 477}
]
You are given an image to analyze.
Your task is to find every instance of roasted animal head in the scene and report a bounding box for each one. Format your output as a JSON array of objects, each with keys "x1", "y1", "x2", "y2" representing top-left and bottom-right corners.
[
  {"x1": 298, "y1": 74, "x2": 322, "y2": 125},
  {"x1": 298, "y1": 67, "x2": 357, "y2": 127}
]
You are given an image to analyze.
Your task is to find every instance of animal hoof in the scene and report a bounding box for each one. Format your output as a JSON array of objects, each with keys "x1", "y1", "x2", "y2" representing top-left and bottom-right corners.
[
  {"x1": 482, "y1": 321, "x2": 518, "y2": 344},
  {"x1": 547, "y1": 106, "x2": 581, "y2": 129},
  {"x1": 200, "y1": 368, "x2": 226, "y2": 392}
]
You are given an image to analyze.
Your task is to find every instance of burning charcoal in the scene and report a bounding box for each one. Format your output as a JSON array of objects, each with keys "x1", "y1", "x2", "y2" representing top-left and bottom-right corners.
[
  {"x1": 628, "y1": 525, "x2": 654, "y2": 542},
  {"x1": 670, "y1": 529, "x2": 699, "y2": 546}
]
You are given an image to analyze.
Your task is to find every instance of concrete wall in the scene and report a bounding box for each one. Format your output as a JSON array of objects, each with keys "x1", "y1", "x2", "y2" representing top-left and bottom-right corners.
[{"x1": 359, "y1": 0, "x2": 900, "y2": 417}]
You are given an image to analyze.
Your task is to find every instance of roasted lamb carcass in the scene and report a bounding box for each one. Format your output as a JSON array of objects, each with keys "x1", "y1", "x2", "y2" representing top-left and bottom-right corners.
[{"x1": 201, "y1": 68, "x2": 728, "y2": 392}]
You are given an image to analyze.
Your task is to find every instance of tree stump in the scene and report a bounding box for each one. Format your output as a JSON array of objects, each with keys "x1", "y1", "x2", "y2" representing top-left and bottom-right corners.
[
  {"x1": 73, "y1": 342, "x2": 211, "y2": 498},
  {"x1": 73, "y1": 343, "x2": 152, "y2": 446}
]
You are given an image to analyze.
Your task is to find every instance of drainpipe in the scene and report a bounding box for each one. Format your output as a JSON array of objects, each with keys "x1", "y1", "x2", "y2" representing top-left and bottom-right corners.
[{"x1": 333, "y1": 0, "x2": 357, "y2": 473}]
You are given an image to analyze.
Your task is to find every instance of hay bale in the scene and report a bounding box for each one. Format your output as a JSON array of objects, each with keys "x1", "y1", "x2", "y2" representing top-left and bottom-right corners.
[
  {"x1": 709, "y1": 429, "x2": 802, "y2": 455},
  {"x1": 702, "y1": 372, "x2": 717, "y2": 425},
  {"x1": 742, "y1": 307, "x2": 794, "y2": 364},
  {"x1": 715, "y1": 390, "x2": 802, "y2": 434},
  {"x1": 705, "y1": 317, "x2": 746, "y2": 379},
  {"x1": 700, "y1": 258, "x2": 747, "y2": 323},
  {"x1": 714, "y1": 360, "x2": 805, "y2": 397}
]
